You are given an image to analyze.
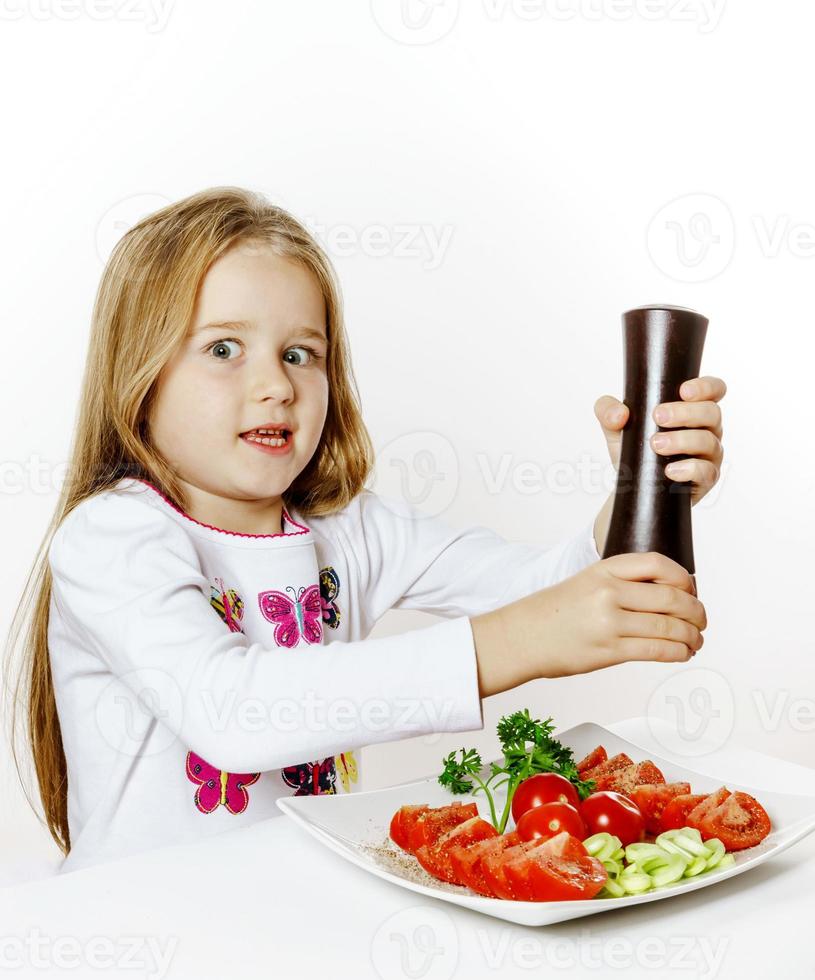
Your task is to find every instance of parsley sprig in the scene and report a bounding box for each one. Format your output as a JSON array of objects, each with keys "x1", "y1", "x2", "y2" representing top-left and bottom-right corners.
[{"x1": 438, "y1": 710, "x2": 595, "y2": 833}]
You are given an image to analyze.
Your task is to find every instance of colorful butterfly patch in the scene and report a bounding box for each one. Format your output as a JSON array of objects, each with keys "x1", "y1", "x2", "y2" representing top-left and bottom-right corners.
[
  {"x1": 319, "y1": 565, "x2": 341, "y2": 630},
  {"x1": 185, "y1": 751, "x2": 260, "y2": 814},
  {"x1": 281, "y1": 758, "x2": 337, "y2": 796},
  {"x1": 257, "y1": 583, "x2": 323, "y2": 648},
  {"x1": 210, "y1": 577, "x2": 245, "y2": 634},
  {"x1": 336, "y1": 750, "x2": 358, "y2": 792}
]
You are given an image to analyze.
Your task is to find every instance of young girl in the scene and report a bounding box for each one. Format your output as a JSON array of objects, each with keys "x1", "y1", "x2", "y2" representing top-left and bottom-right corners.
[{"x1": 5, "y1": 187, "x2": 724, "y2": 874}]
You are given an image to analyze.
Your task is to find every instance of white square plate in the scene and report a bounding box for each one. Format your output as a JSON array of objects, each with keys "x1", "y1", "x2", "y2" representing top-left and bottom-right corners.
[{"x1": 277, "y1": 721, "x2": 815, "y2": 926}]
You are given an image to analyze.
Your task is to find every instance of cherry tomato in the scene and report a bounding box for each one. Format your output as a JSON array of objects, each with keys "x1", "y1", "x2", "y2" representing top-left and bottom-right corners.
[
  {"x1": 516, "y1": 801, "x2": 586, "y2": 842},
  {"x1": 580, "y1": 791, "x2": 645, "y2": 846},
  {"x1": 511, "y1": 773, "x2": 581, "y2": 823}
]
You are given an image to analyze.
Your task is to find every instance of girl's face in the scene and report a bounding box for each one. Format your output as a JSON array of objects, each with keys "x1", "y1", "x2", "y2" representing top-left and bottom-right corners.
[{"x1": 148, "y1": 241, "x2": 329, "y2": 534}]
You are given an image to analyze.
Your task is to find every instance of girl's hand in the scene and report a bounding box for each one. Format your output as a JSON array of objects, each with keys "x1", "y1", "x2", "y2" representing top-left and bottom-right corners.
[
  {"x1": 471, "y1": 551, "x2": 706, "y2": 693},
  {"x1": 594, "y1": 376, "x2": 726, "y2": 505}
]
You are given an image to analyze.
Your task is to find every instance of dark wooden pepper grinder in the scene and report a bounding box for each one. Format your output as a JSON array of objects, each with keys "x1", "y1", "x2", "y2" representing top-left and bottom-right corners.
[{"x1": 601, "y1": 305, "x2": 709, "y2": 597}]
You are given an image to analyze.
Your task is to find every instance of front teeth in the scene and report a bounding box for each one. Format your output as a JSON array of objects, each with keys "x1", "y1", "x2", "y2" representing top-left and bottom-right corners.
[{"x1": 245, "y1": 433, "x2": 287, "y2": 447}]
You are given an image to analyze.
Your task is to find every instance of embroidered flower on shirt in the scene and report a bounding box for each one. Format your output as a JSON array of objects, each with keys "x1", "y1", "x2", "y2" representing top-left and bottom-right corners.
[
  {"x1": 319, "y1": 565, "x2": 341, "y2": 629},
  {"x1": 257, "y1": 584, "x2": 323, "y2": 647},
  {"x1": 210, "y1": 577, "x2": 245, "y2": 633},
  {"x1": 185, "y1": 751, "x2": 261, "y2": 814},
  {"x1": 282, "y1": 758, "x2": 337, "y2": 796}
]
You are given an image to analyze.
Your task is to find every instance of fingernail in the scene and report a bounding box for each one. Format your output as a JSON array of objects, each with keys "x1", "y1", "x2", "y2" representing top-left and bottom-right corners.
[
  {"x1": 652, "y1": 435, "x2": 669, "y2": 450},
  {"x1": 683, "y1": 383, "x2": 698, "y2": 398},
  {"x1": 666, "y1": 462, "x2": 691, "y2": 477},
  {"x1": 655, "y1": 407, "x2": 671, "y2": 424}
]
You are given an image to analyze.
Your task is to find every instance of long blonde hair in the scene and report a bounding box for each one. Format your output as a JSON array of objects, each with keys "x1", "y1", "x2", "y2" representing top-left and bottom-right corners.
[{"x1": 3, "y1": 187, "x2": 375, "y2": 855}]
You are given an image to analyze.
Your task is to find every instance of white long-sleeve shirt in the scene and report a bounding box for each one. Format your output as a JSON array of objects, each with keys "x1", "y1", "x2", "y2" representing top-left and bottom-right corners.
[{"x1": 47, "y1": 476, "x2": 601, "y2": 872}]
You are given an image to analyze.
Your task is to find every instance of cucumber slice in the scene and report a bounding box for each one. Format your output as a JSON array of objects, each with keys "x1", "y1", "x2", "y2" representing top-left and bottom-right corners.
[
  {"x1": 682, "y1": 855, "x2": 709, "y2": 877},
  {"x1": 619, "y1": 869, "x2": 652, "y2": 894},
  {"x1": 599, "y1": 878, "x2": 626, "y2": 898},
  {"x1": 648, "y1": 854, "x2": 688, "y2": 888},
  {"x1": 704, "y1": 839, "x2": 726, "y2": 868}
]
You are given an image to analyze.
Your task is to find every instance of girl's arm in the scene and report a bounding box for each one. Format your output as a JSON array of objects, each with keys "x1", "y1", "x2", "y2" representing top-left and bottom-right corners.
[
  {"x1": 48, "y1": 495, "x2": 486, "y2": 773},
  {"x1": 343, "y1": 490, "x2": 601, "y2": 631}
]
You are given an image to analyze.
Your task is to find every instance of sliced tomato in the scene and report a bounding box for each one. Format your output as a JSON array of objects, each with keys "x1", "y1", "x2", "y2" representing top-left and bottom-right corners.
[
  {"x1": 659, "y1": 793, "x2": 709, "y2": 832},
  {"x1": 511, "y1": 773, "x2": 581, "y2": 822},
  {"x1": 416, "y1": 816, "x2": 498, "y2": 883},
  {"x1": 389, "y1": 804, "x2": 429, "y2": 851},
  {"x1": 503, "y1": 831, "x2": 608, "y2": 902},
  {"x1": 580, "y1": 790, "x2": 645, "y2": 846},
  {"x1": 685, "y1": 787, "x2": 732, "y2": 834},
  {"x1": 583, "y1": 752, "x2": 634, "y2": 781},
  {"x1": 577, "y1": 745, "x2": 607, "y2": 776},
  {"x1": 594, "y1": 760, "x2": 666, "y2": 795},
  {"x1": 449, "y1": 832, "x2": 521, "y2": 896},
  {"x1": 480, "y1": 840, "x2": 539, "y2": 900},
  {"x1": 406, "y1": 802, "x2": 479, "y2": 853},
  {"x1": 515, "y1": 802, "x2": 586, "y2": 842},
  {"x1": 629, "y1": 783, "x2": 692, "y2": 835},
  {"x1": 695, "y1": 791, "x2": 772, "y2": 850}
]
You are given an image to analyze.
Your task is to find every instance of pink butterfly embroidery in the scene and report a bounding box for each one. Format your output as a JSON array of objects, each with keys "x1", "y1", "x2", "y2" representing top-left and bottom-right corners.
[
  {"x1": 185, "y1": 751, "x2": 260, "y2": 815},
  {"x1": 257, "y1": 584, "x2": 323, "y2": 648}
]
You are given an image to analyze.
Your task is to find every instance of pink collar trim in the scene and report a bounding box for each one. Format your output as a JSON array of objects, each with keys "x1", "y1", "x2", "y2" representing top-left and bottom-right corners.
[{"x1": 129, "y1": 478, "x2": 311, "y2": 539}]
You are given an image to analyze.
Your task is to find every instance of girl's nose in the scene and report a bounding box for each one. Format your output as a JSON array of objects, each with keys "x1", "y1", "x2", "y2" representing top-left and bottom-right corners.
[{"x1": 251, "y1": 356, "x2": 295, "y2": 401}]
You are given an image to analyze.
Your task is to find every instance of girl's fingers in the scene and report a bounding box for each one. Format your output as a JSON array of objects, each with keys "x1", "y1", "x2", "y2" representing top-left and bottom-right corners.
[
  {"x1": 664, "y1": 457, "x2": 720, "y2": 487},
  {"x1": 650, "y1": 428, "x2": 722, "y2": 461},
  {"x1": 616, "y1": 579, "x2": 707, "y2": 630},
  {"x1": 602, "y1": 551, "x2": 695, "y2": 594},
  {"x1": 653, "y1": 400, "x2": 722, "y2": 438},
  {"x1": 615, "y1": 609, "x2": 703, "y2": 652},
  {"x1": 616, "y1": 636, "x2": 696, "y2": 664}
]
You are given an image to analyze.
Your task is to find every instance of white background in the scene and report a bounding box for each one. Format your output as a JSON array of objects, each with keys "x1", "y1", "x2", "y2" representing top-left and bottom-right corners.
[{"x1": 1, "y1": 0, "x2": 812, "y2": 881}]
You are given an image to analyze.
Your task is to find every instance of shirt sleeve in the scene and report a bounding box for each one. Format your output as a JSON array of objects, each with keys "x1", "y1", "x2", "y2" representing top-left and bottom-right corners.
[
  {"x1": 348, "y1": 490, "x2": 601, "y2": 626},
  {"x1": 47, "y1": 492, "x2": 484, "y2": 773}
]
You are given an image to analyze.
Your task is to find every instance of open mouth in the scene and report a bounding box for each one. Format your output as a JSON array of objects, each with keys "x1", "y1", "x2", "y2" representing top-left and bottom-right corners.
[{"x1": 240, "y1": 428, "x2": 292, "y2": 447}]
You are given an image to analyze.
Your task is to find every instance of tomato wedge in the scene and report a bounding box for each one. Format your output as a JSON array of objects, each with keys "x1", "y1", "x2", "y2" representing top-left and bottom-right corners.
[
  {"x1": 415, "y1": 816, "x2": 498, "y2": 883},
  {"x1": 406, "y1": 802, "x2": 479, "y2": 853},
  {"x1": 659, "y1": 793, "x2": 709, "y2": 832},
  {"x1": 502, "y1": 831, "x2": 608, "y2": 902},
  {"x1": 389, "y1": 804, "x2": 429, "y2": 851},
  {"x1": 594, "y1": 760, "x2": 666, "y2": 795},
  {"x1": 577, "y1": 745, "x2": 607, "y2": 775},
  {"x1": 480, "y1": 840, "x2": 540, "y2": 900},
  {"x1": 448, "y1": 832, "x2": 521, "y2": 896},
  {"x1": 629, "y1": 782, "x2": 691, "y2": 834},
  {"x1": 583, "y1": 752, "x2": 634, "y2": 781},
  {"x1": 685, "y1": 787, "x2": 732, "y2": 833},
  {"x1": 694, "y1": 791, "x2": 772, "y2": 850}
]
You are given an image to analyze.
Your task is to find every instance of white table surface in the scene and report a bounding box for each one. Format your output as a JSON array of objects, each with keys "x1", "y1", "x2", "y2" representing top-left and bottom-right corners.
[{"x1": 1, "y1": 716, "x2": 813, "y2": 980}]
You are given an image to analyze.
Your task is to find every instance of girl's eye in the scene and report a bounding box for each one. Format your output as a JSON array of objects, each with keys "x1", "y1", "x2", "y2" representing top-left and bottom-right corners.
[
  {"x1": 283, "y1": 345, "x2": 321, "y2": 366},
  {"x1": 206, "y1": 339, "x2": 241, "y2": 360}
]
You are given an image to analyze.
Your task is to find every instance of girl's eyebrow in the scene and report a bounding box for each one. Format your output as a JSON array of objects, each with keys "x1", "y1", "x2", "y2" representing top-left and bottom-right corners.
[{"x1": 195, "y1": 320, "x2": 327, "y2": 343}]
